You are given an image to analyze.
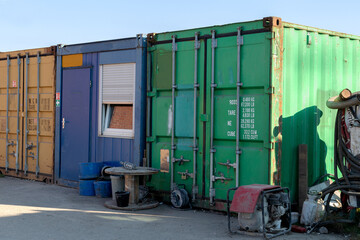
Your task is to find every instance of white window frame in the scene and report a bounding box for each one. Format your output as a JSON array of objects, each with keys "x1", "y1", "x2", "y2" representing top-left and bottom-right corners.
[{"x1": 98, "y1": 63, "x2": 136, "y2": 138}]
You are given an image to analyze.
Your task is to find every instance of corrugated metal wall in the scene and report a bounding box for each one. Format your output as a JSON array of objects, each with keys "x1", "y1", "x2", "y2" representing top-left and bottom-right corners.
[
  {"x1": 0, "y1": 48, "x2": 56, "y2": 182},
  {"x1": 281, "y1": 24, "x2": 360, "y2": 200}
]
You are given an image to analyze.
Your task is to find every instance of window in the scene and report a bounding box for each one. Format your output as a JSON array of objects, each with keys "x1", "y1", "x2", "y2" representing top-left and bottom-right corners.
[{"x1": 98, "y1": 63, "x2": 135, "y2": 138}]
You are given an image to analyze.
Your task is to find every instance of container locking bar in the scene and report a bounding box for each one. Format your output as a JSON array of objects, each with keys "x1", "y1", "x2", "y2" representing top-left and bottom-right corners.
[
  {"x1": 193, "y1": 32, "x2": 200, "y2": 201},
  {"x1": 211, "y1": 172, "x2": 233, "y2": 183},
  {"x1": 29, "y1": 152, "x2": 36, "y2": 159},
  {"x1": 172, "y1": 155, "x2": 190, "y2": 165},
  {"x1": 24, "y1": 53, "x2": 29, "y2": 175},
  {"x1": 26, "y1": 143, "x2": 34, "y2": 150},
  {"x1": 235, "y1": 27, "x2": 243, "y2": 187},
  {"x1": 5, "y1": 55, "x2": 10, "y2": 172},
  {"x1": 170, "y1": 35, "x2": 177, "y2": 190},
  {"x1": 146, "y1": 48, "x2": 153, "y2": 168},
  {"x1": 209, "y1": 30, "x2": 217, "y2": 205},
  {"x1": 177, "y1": 170, "x2": 194, "y2": 180},
  {"x1": 36, "y1": 52, "x2": 41, "y2": 177},
  {"x1": 217, "y1": 160, "x2": 237, "y2": 169},
  {"x1": 15, "y1": 55, "x2": 21, "y2": 173}
]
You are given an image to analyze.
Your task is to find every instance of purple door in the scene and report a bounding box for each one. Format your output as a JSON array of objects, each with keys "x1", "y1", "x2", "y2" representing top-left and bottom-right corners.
[{"x1": 60, "y1": 68, "x2": 91, "y2": 181}]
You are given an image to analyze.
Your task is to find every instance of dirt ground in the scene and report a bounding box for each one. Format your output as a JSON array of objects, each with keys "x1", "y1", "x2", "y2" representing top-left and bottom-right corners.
[{"x1": 0, "y1": 177, "x2": 348, "y2": 240}]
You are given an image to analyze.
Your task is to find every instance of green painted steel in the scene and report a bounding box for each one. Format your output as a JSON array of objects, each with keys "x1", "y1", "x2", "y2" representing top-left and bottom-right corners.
[
  {"x1": 280, "y1": 24, "x2": 360, "y2": 201},
  {"x1": 147, "y1": 19, "x2": 274, "y2": 208},
  {"x1": 147, "y1": 17, "x2": 360, "y2": 208},
  {"x1": 207, "y1": 31, "x2": 272, "y2": 200}
]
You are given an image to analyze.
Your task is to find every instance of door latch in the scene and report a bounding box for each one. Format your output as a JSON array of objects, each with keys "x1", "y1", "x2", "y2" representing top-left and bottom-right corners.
[
  {"x1": 217, "y1": 160, "x2": 237, "y2": 169},
  {"x1": 173, "y1": 155, "x2": 190, "y2": 165},
  {"x1": 177, "y1": 170, "x2": 194, "y2": 180},
  {"x1": 211, "y1": 172, "x2": 232, "y2": 183}
]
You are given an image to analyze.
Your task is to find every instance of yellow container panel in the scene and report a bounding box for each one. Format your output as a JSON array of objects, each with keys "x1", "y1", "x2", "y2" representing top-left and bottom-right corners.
[{"x1": 0, "y1": 47, "x2": 55, "y2": 182}]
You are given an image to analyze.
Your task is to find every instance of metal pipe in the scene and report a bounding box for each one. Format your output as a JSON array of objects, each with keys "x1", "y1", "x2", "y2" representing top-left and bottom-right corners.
[
  {"x1": 36, "y1": 52, "x2": 40, "y2": 177},
  {"x1": 201, "y1": 38, "x2": 208, "y2": 198},
  {"x1": 209, "y1": 30, "x2": 217, "y2": 205},
  {"x1": 146, "y1": 48, "x2": 152, "y2": 168},
  {"x1": 192, "y1": 32, "x2": 200, "y2": 201},
  {"x1": 24, "y1": 53, "x2": 29, "y2": 175},
  {"x1": 16, "y1": 55, "x2": 21, "y2": 173},
  {"x1": 235, "y1": 27, "x2": 243, "y2": 187},
  {"x1": 171, "y1": 35, "x2": 177, "y2": 190},
  {"x1": 5, "y1": 55, "x2": 10, "y2": 172},
  {"x1": 326, "y1": 94, "x2": 360, "y2": 109}
]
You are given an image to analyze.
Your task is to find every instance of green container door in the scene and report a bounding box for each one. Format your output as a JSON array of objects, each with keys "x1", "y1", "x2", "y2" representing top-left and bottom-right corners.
[
  {"x1": 148, "y1": 17, "x2": 360, "y2": 208},
  {"x1": 206, "y1": 31, "x2": 272, "y2": 203},
  {"x1": 148, "y1": 20, "x2": 274, "y2": 206},
  {"x1": 148, "y1": 37, "x2": 204, "y2": 197}
]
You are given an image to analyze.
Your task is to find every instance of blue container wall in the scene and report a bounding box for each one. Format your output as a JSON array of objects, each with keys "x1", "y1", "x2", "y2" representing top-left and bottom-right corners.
[
  {"x1": 84, "y1": 51, "x2": 139, "y2": 164},
  {"x1": 55, "y1": 37, "x2": 147, "y2": 187}
]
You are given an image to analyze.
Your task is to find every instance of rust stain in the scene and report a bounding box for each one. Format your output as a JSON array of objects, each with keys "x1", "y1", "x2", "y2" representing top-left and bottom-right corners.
[
  {"x1": 147, "y1": 33, "x2": 156, "y2": 46},
  {"x1": 0, "y1": 119, "x2": 5, "y2": 132},
  {"x1": 214, "y1": 201, "x2": 226, "y2": 211},
  {"x1": 265, "y1": 17, "x2": 283, "y2": 186}
]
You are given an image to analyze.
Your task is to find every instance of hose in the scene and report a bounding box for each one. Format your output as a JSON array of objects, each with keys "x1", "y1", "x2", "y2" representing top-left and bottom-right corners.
[
  {"x1": 311, "y1": 173, "x2": 335, "y2": 187},
  {"x1": 326, "y1": 94, "x2": 360, "y2": 109},
  {"x1": 321, "y1": 109, "x2": 360, "y2": 210}
]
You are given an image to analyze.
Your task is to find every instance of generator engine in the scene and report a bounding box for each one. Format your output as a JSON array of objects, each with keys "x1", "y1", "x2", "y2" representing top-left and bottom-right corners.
[{"x1": 228, "y1": 184, "x2": 291, "y2": 238}]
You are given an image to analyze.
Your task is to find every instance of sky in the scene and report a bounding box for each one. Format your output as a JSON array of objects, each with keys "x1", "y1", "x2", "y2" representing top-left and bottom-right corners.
[{"x1": 0, "y1": 0, "x2": 359, "y2": 51}]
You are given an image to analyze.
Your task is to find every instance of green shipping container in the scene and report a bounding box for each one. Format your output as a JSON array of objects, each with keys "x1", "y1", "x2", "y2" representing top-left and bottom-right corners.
[{"x1": 146, "y1": 17, "x2": 360, "y2": 210}]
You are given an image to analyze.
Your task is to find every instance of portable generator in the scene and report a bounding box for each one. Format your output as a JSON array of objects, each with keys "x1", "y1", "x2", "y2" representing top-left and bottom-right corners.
[{"x1": 227, "y1": 184, "x2": 291, "y2": 239}]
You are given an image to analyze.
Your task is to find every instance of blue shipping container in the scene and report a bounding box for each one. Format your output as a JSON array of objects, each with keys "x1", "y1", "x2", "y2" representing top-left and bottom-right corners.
[{"x1": 55, "y1": 36, "x2": 147, "y2": 187}]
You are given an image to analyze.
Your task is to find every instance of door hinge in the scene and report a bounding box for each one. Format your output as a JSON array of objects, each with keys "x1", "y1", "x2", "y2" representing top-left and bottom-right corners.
[
  {"x1": 264, "y1": 141, "x2": 275, "y2": 149},
  {"x1": 147, "y1": 90, "x2": 157, "y2": 97},
  {"x1": 146, "y1": 136, "x2": 156, "y2": 142},
  {"x1": 265, "y1": 87, "x2": 275, "y2": 94},
  {"x1": 266, "y1": 32, "x2": 275, "y2": 40},
  {"x1": 90, "y1": 81, "x2": 92, "y2": 88}
]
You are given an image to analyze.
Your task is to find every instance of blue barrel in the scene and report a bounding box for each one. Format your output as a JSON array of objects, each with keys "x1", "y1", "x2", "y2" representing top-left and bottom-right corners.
[
  {"x1": 79, "y1": 180, "x2": 96, "y2": 196},
  {"x1": 94, "y1": 181, "x2": 112, "y2": 198},
  {"x1": 101, "y1": 161, "x2": 122, "y2": 179},
  {"x1": 79, "y1": 162, "x2": 103, "y2": 180},
  {"x1": 103, "y1": 161, "x2": 122, "y2": 167}
]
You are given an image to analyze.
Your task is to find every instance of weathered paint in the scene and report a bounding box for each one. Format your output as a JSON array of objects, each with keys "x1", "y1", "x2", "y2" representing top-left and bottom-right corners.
[
  {"x1": 268, "y1": 17, "x2": 283, "y2": 186},
  {"x1": 147, "y1": 17, "x2": 360, "y2": 209},
  {"x1": 55, "y1": 37, "x2": 147, "y2": 187},
  {"x1": 230, "y1": 184, "x2": 279, "y2": 213}
]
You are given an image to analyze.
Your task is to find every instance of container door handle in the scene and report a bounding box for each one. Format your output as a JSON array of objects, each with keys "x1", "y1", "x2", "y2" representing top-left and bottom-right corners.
[{"x1": 62, "y1": 117, "x2": 65, "y2": 129}]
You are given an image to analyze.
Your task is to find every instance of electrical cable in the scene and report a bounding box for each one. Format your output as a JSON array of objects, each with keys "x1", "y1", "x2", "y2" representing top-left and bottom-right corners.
[{"x1": 321, "y1": 101, "x2": 360, "y2": 212}]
